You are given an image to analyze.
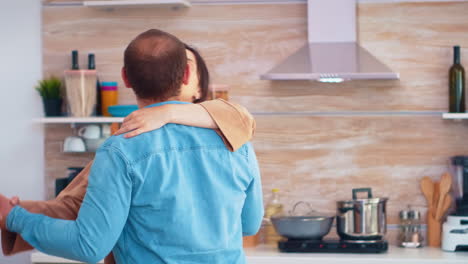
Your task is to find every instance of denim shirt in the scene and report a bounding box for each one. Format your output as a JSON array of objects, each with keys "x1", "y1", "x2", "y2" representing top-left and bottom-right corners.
[{"x1": 8, "y1": 101, "x2": 264, "y2": 264}]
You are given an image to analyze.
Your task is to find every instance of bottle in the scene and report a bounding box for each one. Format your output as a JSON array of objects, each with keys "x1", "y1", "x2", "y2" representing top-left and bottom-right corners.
[
  {"x1": 71, "y1": 50, "x2": 79, "y2": 70},
  {"x1": 449, "y1": 46, "x2": 465, "y2": 113},
  {"x1": 263, "y1": 188, "x2": 284, "y2": 245},
  {"x1": 88, "y1": 53, "x2": 102, "y2": 116}
]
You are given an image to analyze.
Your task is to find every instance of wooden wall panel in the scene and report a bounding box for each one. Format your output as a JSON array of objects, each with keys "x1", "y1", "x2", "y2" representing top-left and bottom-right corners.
[
  {"x1": 42, "y1": 1, "x2": 468, "y2": 233},
  {"x1": 43, "y1": 2, "x2": 468, "y2": 112},
  {"x1": 45, "y1": 115, "x2": 468, "y2": 224},
  {"x1": 253, "y1": 115, "x2": 468, "y2": 224}
]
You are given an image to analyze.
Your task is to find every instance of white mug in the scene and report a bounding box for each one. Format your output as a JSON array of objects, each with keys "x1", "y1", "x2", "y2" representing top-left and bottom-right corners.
[
  {"x1": 101, "y1": 124, "x2": 111, "y2": 137},
  {"x1": 63, "y1": 136, "x2": 86, "y2": 152},
  {"x1": 78, "y1": 125, "x2": 101, "y2": 139}
]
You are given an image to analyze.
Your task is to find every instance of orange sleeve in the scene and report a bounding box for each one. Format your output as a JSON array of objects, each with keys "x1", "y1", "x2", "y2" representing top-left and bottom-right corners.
[
  {"x1": 1, "y1": 162, "x2": 92, "y2": 256},
  {"x1": 199, "y1": 99, "x2": 256, "y2": 152},
  {"x1": 1, "y1": 162, "x2": 117, "y2": 264}
]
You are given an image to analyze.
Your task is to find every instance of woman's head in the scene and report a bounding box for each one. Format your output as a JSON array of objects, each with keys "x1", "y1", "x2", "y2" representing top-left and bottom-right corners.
[{"x1": 181, "y1": 44, "x2": 210, "y2": 103}]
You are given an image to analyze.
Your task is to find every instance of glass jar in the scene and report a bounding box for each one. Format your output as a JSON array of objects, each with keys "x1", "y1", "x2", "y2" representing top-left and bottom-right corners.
[
  {"x1": 398, "y1": 207, "x2": 424, "y2": 248},
  {"x1": 100, "y1": 82, "x2": 118, "y2": 117}
]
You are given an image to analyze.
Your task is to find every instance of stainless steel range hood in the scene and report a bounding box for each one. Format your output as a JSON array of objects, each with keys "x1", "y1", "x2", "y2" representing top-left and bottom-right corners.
[{"x1": 261, "y1": 0, "x2": 399, "y2": 82}]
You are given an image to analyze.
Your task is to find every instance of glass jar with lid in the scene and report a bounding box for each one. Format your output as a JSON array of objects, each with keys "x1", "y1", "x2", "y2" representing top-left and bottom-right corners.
[{"x1": 398, "y1": 206, "x2": 424, "y2": 248}]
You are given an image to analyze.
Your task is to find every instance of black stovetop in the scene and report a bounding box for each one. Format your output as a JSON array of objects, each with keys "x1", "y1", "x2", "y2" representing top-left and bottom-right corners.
[{"x1": 278, "y1": 239, "x2": 388, "y2": 253}]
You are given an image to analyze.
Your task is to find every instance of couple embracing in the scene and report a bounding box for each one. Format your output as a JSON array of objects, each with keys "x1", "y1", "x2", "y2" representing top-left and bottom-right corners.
[{"x1": 0, "y1": 29, "x2": 263, "y2": 264}]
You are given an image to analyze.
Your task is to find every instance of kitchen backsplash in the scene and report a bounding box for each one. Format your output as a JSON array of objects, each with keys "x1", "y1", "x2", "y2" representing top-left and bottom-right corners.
[{"x1": 43, "y1": 1, "x2": 468, "y2": 226}]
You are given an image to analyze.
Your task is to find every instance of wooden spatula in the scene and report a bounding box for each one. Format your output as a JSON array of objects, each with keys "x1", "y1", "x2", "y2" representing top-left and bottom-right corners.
[
  {"x1": 436, "y1": 194, "x2": 453, "y2": 221},
  {"x1": 433, "y1": 181, "x2": 440, "y2": 218},
  {"x1": 435, "y1": 173, "x2": 452, "y2": 220},
  {"x1": 420, "y1": 176, "x2": 434, "y2": 211}
]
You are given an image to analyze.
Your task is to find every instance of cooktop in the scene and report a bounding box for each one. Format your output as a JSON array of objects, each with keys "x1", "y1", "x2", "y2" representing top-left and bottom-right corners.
[{"x1": 278, "y1": 239, "x2": 388, "y2": 253}]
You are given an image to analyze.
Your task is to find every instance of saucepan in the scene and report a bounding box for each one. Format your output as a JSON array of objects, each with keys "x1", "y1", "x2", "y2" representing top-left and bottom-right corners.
[{"x1": 271, "y1": 201, "x2": 335, "y2": 240}]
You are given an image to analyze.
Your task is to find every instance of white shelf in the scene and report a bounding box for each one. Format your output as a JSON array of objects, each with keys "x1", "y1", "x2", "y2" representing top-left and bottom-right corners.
[
  {"x1": 83, "y1": 0, "x2": 191, "y2": 8},
  {"x1": 442, "y1": 113, "x2": 468, "y2": 119},
  {"x1": 36, "y1": 117, "x2": 124, "y2": 124}
]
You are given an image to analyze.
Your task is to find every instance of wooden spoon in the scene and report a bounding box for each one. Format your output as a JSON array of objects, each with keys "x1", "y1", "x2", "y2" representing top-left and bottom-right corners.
[
  {"x1": 420, "y1": 176, "x2": 434, "y2": 211},
  {"x1": 435, "y1": 173, "x2": 452, "y2": 220},
  {"x1": 436, "y1": 194, "x2": 453, "y2": 221},
  {"x1": 432, "y1": 181, "x2": 440, "y2": 218}
]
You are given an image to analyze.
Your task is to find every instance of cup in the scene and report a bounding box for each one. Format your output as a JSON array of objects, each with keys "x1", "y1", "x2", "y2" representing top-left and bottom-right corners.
[
  {"x1": 101, "y1": 124, "x2": 111, "y2": 137},
  {"x1": 78, "y1": 125, "x2": 101, "y2": 139},
  {"x1": 63, "y1": 136, "x2": 86, "y2": 152},
  {"x1": 85, "y1": 138, "x2": 106, "y2": 152}
]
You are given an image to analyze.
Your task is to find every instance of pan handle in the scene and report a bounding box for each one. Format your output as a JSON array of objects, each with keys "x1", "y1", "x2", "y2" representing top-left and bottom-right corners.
[
  {"x1": 338, "y1": 207, "x2": 354, "y2": 214},
  {"x1": 352, "y1": 188, "x2": 373, "y2": 199},
  {"x1": 291, "y1": 201, "x2": 313, "y2": 216}
]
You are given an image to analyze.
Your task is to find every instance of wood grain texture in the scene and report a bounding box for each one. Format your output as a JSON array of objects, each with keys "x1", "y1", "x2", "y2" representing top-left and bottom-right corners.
[
  {"x1": 43, "y1": 2, "x2": 468, "y2": 112},
  {"x1": 42, "y1": 1, "x2": 468, "y2": 234},
  {"x1": 45, "y1": 115, "x2": 468, "y2": 225},
  {"x1": 253, "y1": 115, "x2": 468, "y2": 224}
]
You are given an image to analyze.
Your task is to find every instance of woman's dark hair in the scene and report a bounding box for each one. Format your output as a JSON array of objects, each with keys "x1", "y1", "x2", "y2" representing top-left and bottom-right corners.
[{"x1": 185, "y1": 45, "x2": 210, "y2": 103}]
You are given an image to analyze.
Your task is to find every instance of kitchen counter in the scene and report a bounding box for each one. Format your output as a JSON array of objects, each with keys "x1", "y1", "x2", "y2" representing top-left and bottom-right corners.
[{"x1": 31, "y1": 245, "x2": 468, "y2": 264}]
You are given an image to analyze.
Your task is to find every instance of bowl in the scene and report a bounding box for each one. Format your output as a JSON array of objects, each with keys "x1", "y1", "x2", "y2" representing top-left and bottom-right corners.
[
  {"x1": 271, "y1": 215, "x2": 334, "y2": 240},
  {"x1": 108, "y1": 105, "x2": 138, "y2": 117}
]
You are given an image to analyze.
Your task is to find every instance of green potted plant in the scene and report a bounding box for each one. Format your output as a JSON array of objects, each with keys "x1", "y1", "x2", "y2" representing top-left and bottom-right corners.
[{"x1": 36, "y1": 76, "x2": 63, "y2": 117}]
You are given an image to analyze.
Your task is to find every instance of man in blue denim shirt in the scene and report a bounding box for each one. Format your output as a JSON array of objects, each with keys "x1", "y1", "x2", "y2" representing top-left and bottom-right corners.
[{"x1": 1, "y1": 29, "x2": 263, "y2": 263}]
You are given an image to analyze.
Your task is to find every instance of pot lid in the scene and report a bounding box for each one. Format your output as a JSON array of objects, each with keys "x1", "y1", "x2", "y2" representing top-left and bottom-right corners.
[
  {"x1": 337, "y1": 188, "x2": 388, "y2": 204},
  {"x1": 280, "y1": 201, "x2": 335, "y2": 218}
]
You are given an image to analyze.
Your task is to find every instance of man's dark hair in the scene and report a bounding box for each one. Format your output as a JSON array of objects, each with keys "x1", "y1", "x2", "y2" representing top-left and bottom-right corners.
[
  {"x1": 186, "y1": 45, "x2": 210, "y2": 103},
  {"x1": 124, "y1": 29, "x2": 187, "y2": 101}
]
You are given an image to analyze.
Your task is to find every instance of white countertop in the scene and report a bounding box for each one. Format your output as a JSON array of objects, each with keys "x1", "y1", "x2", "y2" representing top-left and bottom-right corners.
[{"x1": 31, "y1": 245, "x2": 468, "y2": 264}]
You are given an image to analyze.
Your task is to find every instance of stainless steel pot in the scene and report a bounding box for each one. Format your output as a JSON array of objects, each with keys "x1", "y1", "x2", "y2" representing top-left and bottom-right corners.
[{"x1": 336, "y1": 188, "x2": 388, "y2": 241}]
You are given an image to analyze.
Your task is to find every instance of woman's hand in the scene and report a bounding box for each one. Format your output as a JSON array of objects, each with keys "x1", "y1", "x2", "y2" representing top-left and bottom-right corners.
[
  {"x1": 0, "y1": 194, "x2": 14, "y2": 229},
  {"x1": 10, "y1": 196, "x2": 20, "y2": 207},
  {"x1": 114, "y1": 105, "x2": 173, "y2": 138}
]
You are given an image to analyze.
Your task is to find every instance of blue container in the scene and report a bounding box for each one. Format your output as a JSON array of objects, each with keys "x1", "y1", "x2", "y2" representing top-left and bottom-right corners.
[
  {"x1": 101, "y1": 81, "x2": 118, "y2": 87},
  {"x1": 108, "y1": 105, "x2": 138, "y2": 117}
]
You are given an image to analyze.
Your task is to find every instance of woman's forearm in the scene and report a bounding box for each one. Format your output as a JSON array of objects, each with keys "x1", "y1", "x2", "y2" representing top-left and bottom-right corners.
[
  {"x1": 117, "y1": 99, "x2": 256, "y2": 152},
  {"x1": 168, "y1": 104, "x2": 217, "y2": 129}
]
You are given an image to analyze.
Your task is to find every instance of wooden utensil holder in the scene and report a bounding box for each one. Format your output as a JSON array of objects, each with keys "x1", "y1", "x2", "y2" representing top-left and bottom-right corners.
[
  {"x1": 427, "y1": 213, "x2": 441, "y2": 247},
  {"x1": 64, "y1": 70, "x2": 97, "y2": 117}
]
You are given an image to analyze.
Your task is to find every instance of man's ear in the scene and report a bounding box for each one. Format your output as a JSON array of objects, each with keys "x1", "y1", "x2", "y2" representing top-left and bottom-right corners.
[
  {"x1": 182, "y1": 64, "x2": 190, "y2": 85},
  {"x1": 121, "y1": 67, "x2": 132, "y2": 89}
]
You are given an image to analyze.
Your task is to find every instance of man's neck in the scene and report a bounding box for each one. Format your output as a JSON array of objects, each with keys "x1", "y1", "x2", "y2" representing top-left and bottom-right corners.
[{"x1": 137, "y1": 96, "x2": 188, "y2": 108}]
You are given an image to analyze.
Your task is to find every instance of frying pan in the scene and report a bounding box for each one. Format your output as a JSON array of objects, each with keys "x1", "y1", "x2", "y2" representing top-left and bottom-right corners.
[{"x1": 271, "y1": 201, "x2": 334, "y2": 240}]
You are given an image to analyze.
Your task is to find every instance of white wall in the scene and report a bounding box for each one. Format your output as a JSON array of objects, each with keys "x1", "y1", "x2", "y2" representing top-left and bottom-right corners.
[{"x1": 0, "y1": 0, "x2": 44, "y2": 263}]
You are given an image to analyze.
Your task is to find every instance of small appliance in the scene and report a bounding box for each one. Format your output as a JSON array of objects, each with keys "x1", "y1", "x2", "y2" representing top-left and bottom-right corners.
[
  {"x1": 442, "y1": 156, "x2": 468, "y2": 252},
  {"x1": 55, "y1": 167, "x2": 84, "y2": 197}
]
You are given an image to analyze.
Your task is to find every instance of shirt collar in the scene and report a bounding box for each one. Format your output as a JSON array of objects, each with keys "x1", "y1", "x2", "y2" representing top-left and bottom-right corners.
[{"x1": 145, "y1": 101, "x2": 192, "y2": 109}]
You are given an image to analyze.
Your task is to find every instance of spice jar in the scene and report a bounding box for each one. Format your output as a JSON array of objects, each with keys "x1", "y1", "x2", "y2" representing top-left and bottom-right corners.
[
  {"x1": 101, "y1": 82, "x2": 118, "y2": 117},
  {"x1": 398, "y1": 207, "x2": 424, "y2": 248}
]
